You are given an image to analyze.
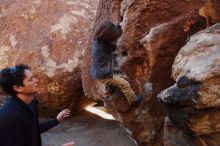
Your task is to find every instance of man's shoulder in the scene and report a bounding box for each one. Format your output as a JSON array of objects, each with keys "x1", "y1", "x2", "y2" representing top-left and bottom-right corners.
[
  {"x1": 0, "y1": 99, "x2": 21, "y2": 120},
  {"x1": 0, "y1": 99, "x2": 14, "y2": 111}
]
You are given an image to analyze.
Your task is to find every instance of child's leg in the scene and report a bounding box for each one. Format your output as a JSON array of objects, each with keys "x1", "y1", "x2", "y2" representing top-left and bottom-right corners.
[
  {"x1": 108, "y1": 75, "x2": 136, "y2": 104},
  {"x1": 96, "y1": 79, "x2": 110, "y2": 98}
]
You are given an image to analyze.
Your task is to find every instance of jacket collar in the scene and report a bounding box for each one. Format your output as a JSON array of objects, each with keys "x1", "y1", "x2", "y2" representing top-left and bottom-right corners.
[
  {"x1": 11, "y1": 96, "x2": 28, "y2": 107},
  {"x1": 93, "y1": 40, "x2": 117, "y2": 51},
  {"x1": 11, "y1": 96, "x2": 36, "y2": 112}
]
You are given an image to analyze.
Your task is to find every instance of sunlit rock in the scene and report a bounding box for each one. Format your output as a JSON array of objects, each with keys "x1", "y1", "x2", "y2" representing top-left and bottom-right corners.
[
  {"x1": 81, "y1": 0, "x2": 220, "y2": 145},
  {"x1": 158, "y1": 23, "x2": 220, "y2": 146},
  {"x1": 0, "y1": 0, "x2": 99, "y2": 116}
]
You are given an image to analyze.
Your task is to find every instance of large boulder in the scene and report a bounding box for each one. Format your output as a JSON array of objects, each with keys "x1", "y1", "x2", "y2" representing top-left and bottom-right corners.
[
  {"x1": 81, "y1": 0, "x2": 220, "y2": 145},
  {"x1": 0, "y1": 0, "x2": 99, "y2": 116},
  {"x1": 158, "y1": 23, "x2": 220, "y2": 146}
]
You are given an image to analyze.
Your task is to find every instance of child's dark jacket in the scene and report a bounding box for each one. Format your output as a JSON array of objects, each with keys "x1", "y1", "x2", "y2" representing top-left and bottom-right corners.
[{"x1": 90, "y1": 40, "x2": 117, "y2": 80}]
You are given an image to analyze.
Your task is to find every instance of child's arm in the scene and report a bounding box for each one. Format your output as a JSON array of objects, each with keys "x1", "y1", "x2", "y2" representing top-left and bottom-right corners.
[{"x1": 110, "y1": 44, "x2": 117, "y2": 52}]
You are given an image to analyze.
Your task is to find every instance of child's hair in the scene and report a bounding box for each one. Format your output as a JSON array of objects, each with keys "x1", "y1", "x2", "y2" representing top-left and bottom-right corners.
[{"x1": 94, "y1": 20, "x2": 122, "y2": 43}]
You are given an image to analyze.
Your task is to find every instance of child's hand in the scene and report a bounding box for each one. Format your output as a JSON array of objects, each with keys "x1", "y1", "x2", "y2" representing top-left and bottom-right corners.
[
  {"x1": 116, "y1": 74, "x2": 128, "y2": 80},
  {"x1": 56, "y1": 109, "x2": 71, "y2": 122},
  {"x1": 61, "y1": 141, "x2": 74, "y2": 146}
]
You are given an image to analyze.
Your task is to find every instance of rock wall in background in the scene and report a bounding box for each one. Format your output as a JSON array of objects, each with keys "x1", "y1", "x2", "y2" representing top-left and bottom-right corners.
[
  {"x1": 158, "y1": 23, "x2": 220, "y2": 146},
  {"x1": 0, "y1": 0, "x2": 99, "y2": 116},
  {"x1": 81, "y1": 0, "x2": 220, "y2": 145},
  {"x1": 1, "y1": 0, "x2": 220, "y2": 145}
]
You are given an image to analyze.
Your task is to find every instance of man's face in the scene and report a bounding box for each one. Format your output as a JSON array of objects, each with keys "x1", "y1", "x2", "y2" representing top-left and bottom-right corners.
[{"x1": 20, "y1": 69, "x2": 39, "y2": 95}]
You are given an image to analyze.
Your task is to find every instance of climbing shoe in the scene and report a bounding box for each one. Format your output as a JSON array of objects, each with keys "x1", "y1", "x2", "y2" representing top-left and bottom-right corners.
[
  {"x1": 135, "y1": 95, "x2": 142, "y2": 103},
  {"x1": 103, "y1": 81, "x2": 111, "y2": 99},
  {"x1": 104, "y1": 90, "x2": 111, "y2": 100}
]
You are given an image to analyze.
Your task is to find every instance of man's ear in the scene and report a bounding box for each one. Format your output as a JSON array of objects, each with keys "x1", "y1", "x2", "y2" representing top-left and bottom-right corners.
[{"x1": 13, "y1": 85, "x2": 23, "y2": 93}]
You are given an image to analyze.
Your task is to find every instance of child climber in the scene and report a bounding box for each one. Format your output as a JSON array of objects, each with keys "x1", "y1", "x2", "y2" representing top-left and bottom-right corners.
[{"x1": 90, "y1": 20, "x2": 141, "y2": 105}]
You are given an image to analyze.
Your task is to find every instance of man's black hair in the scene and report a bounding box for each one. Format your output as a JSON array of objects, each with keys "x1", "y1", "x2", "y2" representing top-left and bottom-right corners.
[{"x1": 0, "y1": 64, "x2": 31, "y2": 96}]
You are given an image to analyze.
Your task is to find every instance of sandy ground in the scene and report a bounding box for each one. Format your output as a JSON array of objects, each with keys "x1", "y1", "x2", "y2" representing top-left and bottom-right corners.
[{"x1": 41, "y1": 111, "x2": 137, "y2": 146}]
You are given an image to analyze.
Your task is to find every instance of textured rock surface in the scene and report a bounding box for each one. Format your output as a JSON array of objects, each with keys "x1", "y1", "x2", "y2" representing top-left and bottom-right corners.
[
  {"x1": 41, "y1": 111, "x2": 136, "y2": 146},
  {"x1": 80, "y1": 0, "x2": 220, "y2": 145},
  {"x1": 158, "y1": 23, "x2": 220, "y2": 146},
  {"x1": 0, "y1": 0, "x2": 99, "y2": 116},
  {"x1": 1, "y1": 0, "x2": 220, "y2": 145}
]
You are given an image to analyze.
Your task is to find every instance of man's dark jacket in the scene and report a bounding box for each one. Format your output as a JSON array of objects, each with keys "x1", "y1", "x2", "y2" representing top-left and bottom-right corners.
[
  {"x1": 0, "y1": 96, "x2": 59, "y2": 146},
  {"x1": 90, "y1": 40, "x2": 117, "y2": 80}
]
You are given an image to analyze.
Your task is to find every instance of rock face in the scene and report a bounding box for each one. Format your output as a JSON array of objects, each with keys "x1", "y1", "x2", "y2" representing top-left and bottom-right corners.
[
  {"x1": 158, "y1": 23, "x2": 220, "y2": 146},
  {"x1": 41, "y1": 111, "x2": 136, "y2": 146},
  {"x1": 1, "y1": 0, "x2": 220, "y2": 145},
  {"x1": 0, "y1": 0, "x2": 99, "y2": 116},
  {"x1": 81, "y1": 0, "x2": 220, "y2": 145}
]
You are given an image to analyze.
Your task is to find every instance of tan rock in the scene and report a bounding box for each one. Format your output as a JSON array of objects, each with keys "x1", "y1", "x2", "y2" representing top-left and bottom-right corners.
[
  {"x1": 172, "y1": 23, "x2": 220, "y2": 109},
  {"x1": 0, "y1": 0, "x2": 99, "y2": 116},
  {"x1": 81, "y1": 0, "x2": 219, "y2": 145},
  {"x1": 159, "y1": 23, "x2": 220, "y2": 146}
]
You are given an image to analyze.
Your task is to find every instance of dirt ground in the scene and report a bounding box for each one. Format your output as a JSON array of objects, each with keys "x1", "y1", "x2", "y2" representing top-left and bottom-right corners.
[{"x1": 41, "y1": 110, "x2": 137, "y2": 146}]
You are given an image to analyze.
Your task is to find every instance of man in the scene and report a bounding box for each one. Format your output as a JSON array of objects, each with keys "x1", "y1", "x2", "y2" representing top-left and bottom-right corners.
[{"x1": 0, "y1": 64, "x2": 71, "y2": 146}]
